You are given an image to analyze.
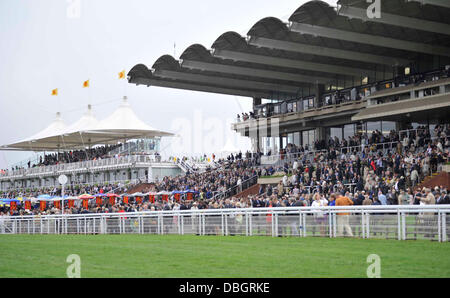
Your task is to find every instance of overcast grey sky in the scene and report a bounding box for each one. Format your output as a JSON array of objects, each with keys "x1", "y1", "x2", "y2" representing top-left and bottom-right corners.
[{"x1": 0, "y1": 0, "x2": 336, "y2": 169}]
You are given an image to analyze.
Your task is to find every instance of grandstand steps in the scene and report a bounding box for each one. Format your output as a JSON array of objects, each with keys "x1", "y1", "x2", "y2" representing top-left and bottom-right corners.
[
  {"x1": 415, "y1": 172, "x2": 450, "y2": 191},
  {"x1": 234, "y1": 184, "x2": 260, "y2": 199}
]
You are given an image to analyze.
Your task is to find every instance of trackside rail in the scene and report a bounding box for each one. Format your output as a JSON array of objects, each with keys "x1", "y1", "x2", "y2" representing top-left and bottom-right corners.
[{"x1": 1, "y1": 205, "x2": 449, "y2": 242}]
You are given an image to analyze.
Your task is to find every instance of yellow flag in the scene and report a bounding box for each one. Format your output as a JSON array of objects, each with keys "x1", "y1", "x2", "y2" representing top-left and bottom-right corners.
[
  {"x1": 51, "y1": 89, "x2": 58, "y2": 96},
  {"x1": 118, "y1": 70, "x2": 125, "y2": 79},
  {"x1": 83, "y1": 80, "x2": 90, "y2": 88}
]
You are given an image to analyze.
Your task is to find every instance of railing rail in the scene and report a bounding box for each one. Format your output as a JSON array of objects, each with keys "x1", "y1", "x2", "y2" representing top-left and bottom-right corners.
[
  {"x1": 0, "y1": 154, "x2": 171, "y2": 179},
  {"x1": 1, "y1": 205, "x2": 449, "y2": 242},
  {"x1": 213, "y1": 175, "x2": 258, "y2": 200}
]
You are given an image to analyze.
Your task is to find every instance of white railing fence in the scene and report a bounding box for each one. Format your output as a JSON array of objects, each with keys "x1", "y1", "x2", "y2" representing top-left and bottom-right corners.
[
  {"x1": 0, "y1": 155, "x2": 170, "y2": 179},
  {"x1": 1, "y1": 205, "x2": 449, "y2": 242}
]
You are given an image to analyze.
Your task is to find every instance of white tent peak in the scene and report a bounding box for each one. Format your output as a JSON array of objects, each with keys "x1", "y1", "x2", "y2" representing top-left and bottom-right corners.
[
  {"x1": 221, "y1": 138, "x2": 240, "y2": 153},
  {"x1": 94, "y1": 96, "x2": 170, "y2": 135},
  {"x1": 0, "y1": 96, "x2": 174, "y2": 151},
  {"x1": 64, "y1": 105, "x2": 99, "y2": 135},
  {"x1": 28, "y1": 112, "x2": 68, "y2": 141}
]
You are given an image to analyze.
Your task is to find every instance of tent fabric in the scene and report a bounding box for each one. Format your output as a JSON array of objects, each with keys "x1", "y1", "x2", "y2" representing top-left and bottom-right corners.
[
  {"x1": 0, "y1": 113, "x2": 68, "y2": 151},
  {"x1": 0, "y1": 97, "x2": 174, "y2": 152}
]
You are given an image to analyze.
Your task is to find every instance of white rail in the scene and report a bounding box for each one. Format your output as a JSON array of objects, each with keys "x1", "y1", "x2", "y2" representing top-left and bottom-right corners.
[
  {"x1": 0, "y1": 155, "x2": 171, "y2": 179},
  {"x1": 1, "y1": 205, "x2": 449, "y2": 242}
]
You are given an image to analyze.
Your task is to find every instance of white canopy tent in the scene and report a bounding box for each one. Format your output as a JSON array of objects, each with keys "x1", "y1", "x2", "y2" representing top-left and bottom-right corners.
[
  {"x1": 91, "y1": 96, "x2": 174, "y2": 138},
  {"x1": 0, "y1": 112, "x2": 69, "y2": 152},
  {"x1": 0, "y1": 97, "x2": 174, "y2": 152},
  {"x1": 216, "y1": 138, "x2": 241, "y2": 159}
]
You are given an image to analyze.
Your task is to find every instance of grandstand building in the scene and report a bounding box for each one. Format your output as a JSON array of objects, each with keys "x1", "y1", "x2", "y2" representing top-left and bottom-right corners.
[
  {"x1": 0, "y1": 97, "x2": 184, "y2": 191},
  {"x1": 128, "y1": 0, "x2": 450, "y2": 156}
]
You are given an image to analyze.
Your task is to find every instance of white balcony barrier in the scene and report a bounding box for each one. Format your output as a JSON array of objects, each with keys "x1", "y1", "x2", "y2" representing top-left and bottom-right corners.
[{"x1": 1, "y1": 205, "x2": 449, "y2": 242}]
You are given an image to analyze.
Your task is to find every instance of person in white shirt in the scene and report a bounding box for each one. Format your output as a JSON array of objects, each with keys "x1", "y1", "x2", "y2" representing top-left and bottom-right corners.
[
  {"x1": 293, "y1": 160, "x2": 299, "y2": 171},
  {"x1": 311, "y1": 193, "x2": 328, "y2": 236}
]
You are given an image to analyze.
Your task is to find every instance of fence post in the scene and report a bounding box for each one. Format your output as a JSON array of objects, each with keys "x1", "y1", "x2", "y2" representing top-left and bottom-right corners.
[
  {"x1": 299, "y1": 212, "x2": 302, "y2": 237},
  {"x1": 271, "y1": 212, "x2": 275, "y2": 237},
  {"x1": 245, "y1": 212, "x2": 249, "y2": 236},
  {"x1": 402, "y1": 212, "x2": 406, "y2": 241},
  {"x1": 397, "y1": 210, "x2": 401, "y2": 241},
  {"x1": 361, "y1": 212, "x2": 365, "y2": 239},
  {"x1": 181, "y1": 215, "x2": 184, "y2": 235},
  {"x1": 275, "y1": 213, "x2": 279, "y2": 237},
  {"x1": 366, "y1": 213, "x2": 370, "y2": 239},
  {"x1": 202, "y1": 214, "x2": 205, "y2": 236},
  {"x1": 249, "y1": 212, "x2": 253, "y2": 237},
  {"x1": 328, "y1": 210, "x2": 333, "y2": 238},
  {"x1": 438, "y1": 211, "x2": 442, "y2": 243},
  {"x1": 225, "y1": 213, "x2": 228, "y2": 236},
  {"x1": 303, "y1": 211, "x2": 307, "y2": 237},
  {"x1": 442, "y1": 213, "x2": 447, "y2": 242}
]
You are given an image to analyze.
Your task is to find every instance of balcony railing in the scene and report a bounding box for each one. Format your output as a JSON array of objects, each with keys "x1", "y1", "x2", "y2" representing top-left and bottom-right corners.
[{"x1": 0, "y1": 155, "x2": 168, "y2": 179}]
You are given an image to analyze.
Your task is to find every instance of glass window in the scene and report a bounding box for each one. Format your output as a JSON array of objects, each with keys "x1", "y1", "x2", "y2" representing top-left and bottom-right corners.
[
  {"x1": 302, "y1": 130, "x2": 316, "y2": 148},
  {"x1": 303, "y1": 99, "x2": 309, "y2": 111},
  {"x1": 330, "y1": 127, "x2": 343, "y2": 141},
  {"x1": 381, "y1": 121, "x2": 395, "y2": 136},
  {"x1": 274, "y1": 105, "x2": 281, "y2": 114},
  {"x1": 294, "y1": 132, "x2": 301, "y2": 146},
  {"x1": 343, "y1": 124, "x2": 356, "y2": 139},
  {"x1": 287, "y1": 103, "x2": 293, "y2": 113},
  {"x1": 367, "y1": 122, "x2": 382, "y2": 136}
]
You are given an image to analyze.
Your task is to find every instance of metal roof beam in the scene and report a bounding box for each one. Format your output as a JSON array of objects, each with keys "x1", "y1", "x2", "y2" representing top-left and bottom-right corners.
[
  {"x1": 181, "y1": 59, "x2": 333, "y2": 85},
  {"x1": 131, "y1": 77, "x2": 275, "y2": 99},
  {"x1": 290, "y1": 22, "x2": 450, "y2": 57},
  {"x1": 406, "y1": 0, "x2": 450, "y2": 9},
  {"x1": 153, "y1": 69, "x2": 304, "y2": 94},
  {"x1": 248, "y1": 36, "x2": 409, "y2": 66},
  {"x1": 338, "y1": 5, "x2": 450, "y2": 36},
  {"x1": 212, "y1": 48, "x2": 383, "y2": 78}
]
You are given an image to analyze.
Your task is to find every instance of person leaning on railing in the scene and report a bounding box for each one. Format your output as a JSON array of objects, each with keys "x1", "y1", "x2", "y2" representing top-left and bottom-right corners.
[{"x1": 335, "y1": 193, "x2": 354, "y2": 237}]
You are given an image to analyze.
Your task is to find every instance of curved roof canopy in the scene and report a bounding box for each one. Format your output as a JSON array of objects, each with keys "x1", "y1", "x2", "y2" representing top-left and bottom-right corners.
[
  {"x1": 128, "y1": 0, "x2": 450, "y2": 100},
  {"x1": 0, "y1": 112, "x2": 69, "y2": 152},
  {"x1": 0, "y1": 97, "x2": 174, "y2": 152}
]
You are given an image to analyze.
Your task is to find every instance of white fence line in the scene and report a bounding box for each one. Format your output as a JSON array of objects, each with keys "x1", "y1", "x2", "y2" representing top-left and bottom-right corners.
[{"x1": 1, "y1": 205, "x2": 449, "y2": 242}]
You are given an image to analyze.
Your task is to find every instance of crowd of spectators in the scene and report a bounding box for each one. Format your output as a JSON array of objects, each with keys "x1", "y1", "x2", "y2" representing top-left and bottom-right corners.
[
  {"x1": 237, "y1": 67, "x2": 450, "y2": 123},
  {"x1": 34, "y1": 144, "x2": 122, "y2": 167},
  {"x1": 1, "y1": 124, "x2": 449, "y2": 217},
  {"x1": 2, "y1": 144, "x2": 123, "y2": 174}
]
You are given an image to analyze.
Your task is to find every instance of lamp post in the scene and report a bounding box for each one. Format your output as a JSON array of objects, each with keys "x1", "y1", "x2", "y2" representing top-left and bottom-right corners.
[{"x1": 58, "y1": 174, "x2": 68, "y2": 214}]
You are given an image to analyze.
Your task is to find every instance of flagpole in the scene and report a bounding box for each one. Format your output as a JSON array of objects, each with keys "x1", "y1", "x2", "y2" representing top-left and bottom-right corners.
[{"x1": 88, "y1": 79, "x2": 91, "y2": 106}]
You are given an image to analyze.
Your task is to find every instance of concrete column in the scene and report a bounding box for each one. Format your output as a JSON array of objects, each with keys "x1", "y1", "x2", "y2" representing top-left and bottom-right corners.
[
  {"x1": 314, "y1": 83, "x2": 325, "y2": 107},
  {"x1": 315, "y1": 127, "x2": 328, "y2": 143},
  {"x1": 253, "y1": 97, "x2": 262, "y2": 108}
]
